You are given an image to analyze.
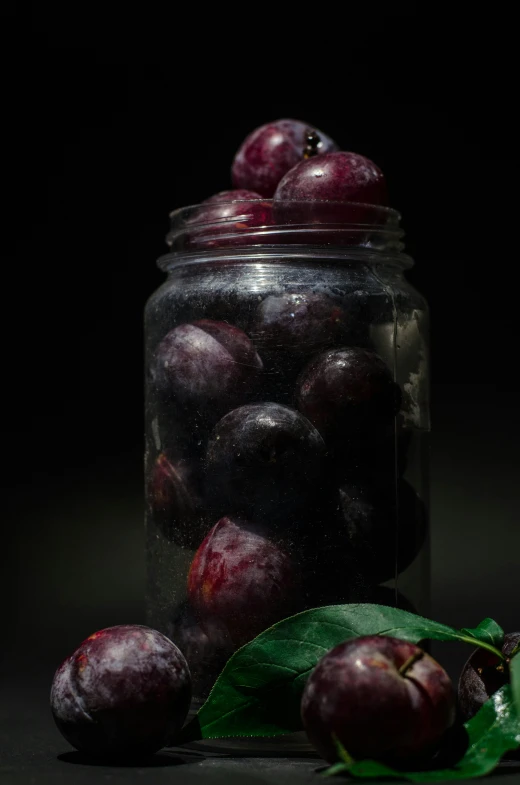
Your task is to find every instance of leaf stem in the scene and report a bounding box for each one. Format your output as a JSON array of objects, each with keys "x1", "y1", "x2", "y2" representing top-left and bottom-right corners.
[{"x1": 459, "y1": 635, "x2": 506, "y2": 661}]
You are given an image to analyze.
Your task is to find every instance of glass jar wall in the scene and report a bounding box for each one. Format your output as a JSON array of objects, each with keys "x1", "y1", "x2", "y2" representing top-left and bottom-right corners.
[{"x1": 144, "y1": 201, "x2": 430, "y2": 744}]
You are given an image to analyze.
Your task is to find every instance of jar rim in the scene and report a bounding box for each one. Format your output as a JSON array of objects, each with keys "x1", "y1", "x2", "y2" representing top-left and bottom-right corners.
[
  {"x1": 168, "y1": 198, "x2": 401, "y2": 222},
  {"x1": 165, "y1": 199, "x2": 405, "y2": 255}
]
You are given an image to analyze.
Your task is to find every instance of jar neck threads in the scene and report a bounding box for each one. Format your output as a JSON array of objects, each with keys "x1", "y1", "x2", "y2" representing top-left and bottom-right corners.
[{"x1": 165, "y1": 200, "x2": 405, "y2": 256}]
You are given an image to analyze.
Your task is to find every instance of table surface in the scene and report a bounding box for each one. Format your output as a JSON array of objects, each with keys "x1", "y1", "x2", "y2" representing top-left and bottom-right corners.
[{"x1": 3, "y1": 673, "x2": 520, "y2": 785}]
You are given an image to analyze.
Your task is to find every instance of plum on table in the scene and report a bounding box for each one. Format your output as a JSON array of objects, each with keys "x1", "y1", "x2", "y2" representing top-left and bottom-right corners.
[
  {"x1": 50, "y1": 625, "x2": 191, "y2": 760},
  {"x1": 458, "y1": 632, "x2": 520, "y2": 720},
  {"x1": 301, "y1": 635, "x2": 455, "y2": 765}
]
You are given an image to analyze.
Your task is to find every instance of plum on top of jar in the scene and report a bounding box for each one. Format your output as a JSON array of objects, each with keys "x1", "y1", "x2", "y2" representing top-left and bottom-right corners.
[
  {"x1": 231, "y1": 119, "x2": 339, "y2": 197},
  {"x1": 186, "y1": 189, "x2": 269, "y2": 225},
  {"x1": 181, "y1": 189, "x2": 273, "y2": 248},
  {"x1": 167, "y1": 116, "x2": 393, "y2": 251},
  {"x1": 273, "y1": 150, "x2": 388, "y2": 207}
]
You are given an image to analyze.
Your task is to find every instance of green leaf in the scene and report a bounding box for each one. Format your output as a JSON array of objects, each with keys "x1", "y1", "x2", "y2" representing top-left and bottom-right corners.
[
  {"x1": 324, "y1": 685, "x2": 520, "y2": 781},
  {"x1": 460, "y1": 618, "x2": 504, "y2": 650},
  {"x1": 510, "y1": 653, "x2": 520, "y2": 717},
  {"x1": 177, "y1": 603, "x2": 501, "y2": 742}
]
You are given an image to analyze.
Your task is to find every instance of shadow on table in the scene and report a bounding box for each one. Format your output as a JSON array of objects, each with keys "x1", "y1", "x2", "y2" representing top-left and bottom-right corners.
[
  {"x1": 57, "y1": 749, "x2": 204, "y2": 768},
  {"x1": 491, "y1": 762, "x2": 520, "y2": 776},
  {"x1": 177, "y1": 742, "x2": 320, "y2": 759}
]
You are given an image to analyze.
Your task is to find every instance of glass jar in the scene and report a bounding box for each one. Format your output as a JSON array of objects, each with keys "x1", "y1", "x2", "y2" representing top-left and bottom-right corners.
[{"x1": 144, "y1": 200, "x2": 430, "y2": 747}]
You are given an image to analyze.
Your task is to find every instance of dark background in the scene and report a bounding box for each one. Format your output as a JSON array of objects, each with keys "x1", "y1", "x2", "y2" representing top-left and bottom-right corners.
[{"x1": 2, "y1": 2, "x2": 519, "y2": 692}]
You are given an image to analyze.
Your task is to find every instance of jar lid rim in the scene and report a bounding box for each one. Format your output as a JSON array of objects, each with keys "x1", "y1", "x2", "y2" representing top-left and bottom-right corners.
[
  {"x1": 166, "y1": 200, "x2": 405, "y2": 255},
  {"x1": 169, "y1": 199, "x2": 401, "y2": 221}
]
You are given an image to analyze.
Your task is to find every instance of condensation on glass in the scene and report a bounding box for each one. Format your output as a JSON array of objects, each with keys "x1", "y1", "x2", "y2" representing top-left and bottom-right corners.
[{"x1": 144, "y1": 201, "x2": 430, "y2": 752}]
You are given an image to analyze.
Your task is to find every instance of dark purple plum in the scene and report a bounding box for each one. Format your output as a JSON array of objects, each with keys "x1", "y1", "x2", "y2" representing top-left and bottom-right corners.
[
  {"x1": 273, "y1": 150, "x2": 387, "y2": 210},
  {"x1": 296, "y1": 346, "x2": 401, "y2": 444},
  {"x1": 188, "y1": 190, "x2": 269, "y2": 224},
  {"x1": 184, "y1": 189, "x2": 273, "y2": 248},
  {"x1": 336, "y1": 478, "x2": 427, "y2": 584},
  {"x1": 153, "y1": 320, "x2": 263, "y2": 417},
  {"x1": 167, "y1": 602, "x2": 233, "y2": 700},
  {"x1": 395, "y1": 427, "x2": 413, "y2": 477},
  {"x1": 147, "y1": 452, "x2": 208, "y2": 548},
  {"x1": 232, "y1": 119, "x2": 338, "y2": 197},
  {"x1": 204, "y1": 402, "x2": 327, "y2": 524},
  {"x1": 187, "y1": 516, "x2": 301, "y2": 647},
  {"x1": 332, "y1": 426, "x2": 411, "y2": 482},
  {"x1": 301, "y1": 635, "x2": 456, "y2": 765},
  {"x1": 301, "y1": 479, "x2": 426, "y2": 605},
  {"x1": 301, "y1": 548, "x2": 361, "y2": 608},
  {"x1": 302, "y1": 563, "x2": 421, "y2": 611},
  {"x1": 253, "y1": 291, "x2": 349, "y2": 359},
  {"x1": 458, "y1": 633, "x2": 520, "y2": 721},
  {"x1": 272, "y1": 151, "x2": 388, "y2": 242},
  {"x1": 50, "y1": 625, "x2": 191, "y2": 760}
]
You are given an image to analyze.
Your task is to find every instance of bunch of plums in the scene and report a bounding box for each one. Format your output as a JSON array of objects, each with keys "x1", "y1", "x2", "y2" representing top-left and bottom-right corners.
[
  {"x1": 50, "y1": 624, "x2": 519, "y2": 764},
  {"x1": 175, "y1": 117, "x2": 389, "y2": 248},
  {"x1": 147, "y1": 120, "x2": 426, "y2": 683},
  {"x1": 302, "y1": 631, "x2": 520, "y2": 766}
]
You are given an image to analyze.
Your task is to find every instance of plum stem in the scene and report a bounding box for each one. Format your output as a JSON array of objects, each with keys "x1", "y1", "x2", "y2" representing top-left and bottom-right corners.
[
  {"x1": 331, "y1": 733, "x2": 355, "y2": 767},
  {"x1": 303, "y1": 129, "x2": 321, "y2": 158},
  {"x1": 399, "y1": 650, "x2": 424, "y2": 676}
]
